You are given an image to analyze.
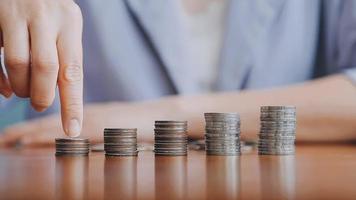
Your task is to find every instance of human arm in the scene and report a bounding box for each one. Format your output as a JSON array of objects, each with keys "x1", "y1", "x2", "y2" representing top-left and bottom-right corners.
[{"x1": 1, "y1": 74, "x2": 356, "y2": 146}]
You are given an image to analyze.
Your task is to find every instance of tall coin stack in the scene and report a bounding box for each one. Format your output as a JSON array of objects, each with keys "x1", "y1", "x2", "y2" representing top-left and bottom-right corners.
[
  {"x1": 55, "y1": 138, "x2": 90, "y2": 156},
  {"x1": 204, "y1": 113, "x2": 241, "y2": 156},
  {"x1": 154, "y1": 121, "x2": 188, "y2": 156},
  {"x1": 104, "y1": 128, "x2": 138, "y2": 156},
  {"x1": 258, "y1": 106, "x2": 296, "y2": 155}
]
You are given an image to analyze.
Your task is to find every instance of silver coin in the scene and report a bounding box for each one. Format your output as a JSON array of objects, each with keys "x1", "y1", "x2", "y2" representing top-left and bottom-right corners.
[
  {"x1": 205, "y1": 124, "x2": 240, "y2": 129},
  {"x1": 205, "y1": 112, "x2": 240, "y2": 117},
  {"x1": 261, "y1": 113, "x2": 296, "y2": 117},
  {"x1": 258, "y1": 135, "x2": 296, "y2": 139},
  {"x1": 155, "y1": 120, "x2": 187, "y2": 124},
  {"x1": 261, "y1": 106, "x2": 296, "y2": 110},
  {"x1": 56, "y1": 153, "x2": 89, "y2": 156},
  {"x1": 55, "y1": 150, "x2": 90, "y2": 155},
  {"x1": 205, "y1": 121, "x2": 240, "y2": 125},
  {"x1": 104, "y1": 138, "x2": 137, "y2": 143},
  {"x1": 105, "y1": 150, "x2": 137, "y2": 153},
  {"x1": 154, "y1": 146, "x2": 187, "y2": 150},
  {"x1": 154, "y1": 150, "x2": 187, "y2": 154},
  {"x1": 259, "y1": 129, "x2": 296, "y2": 134},
  {"x1": 205, "y1": 127, "x2": 240, "y2": 131},
  {"x1": 154, "y1": 127, "x2": 187, "y2": 131},
  {"x1": 104, "y1": 144, "x2": 137, "y2": 148},
  {"x1": 258, "y1": 148, "x2": 295, "y2": 152},
  {"x1": 105, "y1": 152, "x2": 138, "y2": 156},
  {"x1": 260, "y1": 121, "x2": 296, "y2": 125},
  {"x1": 104, "y1": 137, "x2": 137, "y2": 141},
  {"x1": 260, "y1": 112, "x2": 296, "y2": 116},
  {"x1": 260, "y1": 126, "x2": 296, "y2": 130},
  {"x1": 205, "y1": 118, "x2": 240, "y2": 123},
  {"x1": 206, "y1": 147, "x2": 240, "y2": 152},
  {"x1": 258, "y1": 137, "x2": 295, "y2": 140},
  {"x1": 258, "y1": 145, "x2": 295, "y2": 150},
  {"x1": 105, "y1": 147, "x2": 138, "y2": 151},
  {"x1": 258, "y1": 151, "x2": 294, "y2": 155},
  {"x1": 154, "y1": 152, "x2": 187, "y2": 156},
  {"x1": 206, "y1": 145, "x2": 240, "y2": 149},
  {"x1": 154, "y1": 142, "x2": 187, "y2": 146},
  {"x1": 206, "y1": 151, "x2": 240, "y2": 156},
  {"x1": 154, "y1": 136, "x2": 188, "y2": 140},
  {"x1": 258, "y1": 143, "x2": 295, "y2": 147},
  {"x1": 259, "y1": 127, "x2": 296, "y2": 131},
  {"x1": 55, "y1": 143, "x2": 90, "y2": 147},
  {"x1": 205, "y1": 142, "x2": 240, "y2": 146},
  {"x1": 205, "y1": 133, "x2": 240, "y2": 138},
  {"x1": 205, "y1": 136, "x2": 240, "y2": 140},
  {"x1": 206, "y1": 149, "x2": 241, "y2": 153},
  {"x1": 205, "y1": 129, "x2": 241, "y2": 134},
  {"x1": 260, "y1": 119, "x2": 296, "y2": 123},
  {"x1": 206, "y1": 142, "x2": 240, "y2": 147},
  {"x1": 260, "y1": 112, "x2": 296, "y2": 115},
  {"x1": 259, "y1": 134, "x2": 296, "y2": 138},
  {"x1": 258, "y1": 141, "x2": 295, "y2": 146},
  {"x1": 55, "y1": 138, "x2": 89, "y2": 143},
  {"x1": 55, "y1": 147, "x2": 90, "y2": 151}
]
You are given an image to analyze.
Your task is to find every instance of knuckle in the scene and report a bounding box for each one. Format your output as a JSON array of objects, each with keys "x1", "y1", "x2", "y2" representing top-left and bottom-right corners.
[
  {"x1": 62, "y1": 2, "x2": 82, "y2": 20},
  {"x1": 31, "y1": 1, "x2": 50, "y2": 20},
  {"x1": 63, "y1": 99, "x2": 82, "y2": 115},
  {"x1": 60, "y1": 64, "x2": 82, "y2": 84},
  {"x1": 34, "y1": 60, "x2": 59, "y2": 74},
  {"x1": 6, "y1": 56, "x2": 29, "y2": 72}
]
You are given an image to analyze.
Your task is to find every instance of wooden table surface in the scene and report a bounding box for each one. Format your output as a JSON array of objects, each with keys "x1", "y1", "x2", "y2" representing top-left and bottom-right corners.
[{"x1": 0, "y1": 144, "x2": 356, "y2": 200}]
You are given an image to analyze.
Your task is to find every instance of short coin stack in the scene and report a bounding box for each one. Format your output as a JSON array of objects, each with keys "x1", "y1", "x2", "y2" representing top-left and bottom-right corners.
[
  {"x1": 154, "y1": 121, "x2": 188, "y2": 156},
  {"x1": 258, "y1": 106, "x2": 296, "y2": 155},
  {"x1": 55, "y1": 138, "x2": 90, "y2": 156},
  {"x1": 204, "y1": 113, "x2": 241, "y2": 156},
  {"x1": 104, "y1": 128, "x2": 138, "y2": 156}
]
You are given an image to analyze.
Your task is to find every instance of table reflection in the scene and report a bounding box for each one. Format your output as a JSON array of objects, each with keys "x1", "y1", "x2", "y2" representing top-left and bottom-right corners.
[
  {"x1": 55, "y1": 156, "x2": 89, "y2": 200},
  {"x1": 259, "y1": 156, "x2": 296, "y2": 200},
  {"x1": 104, "y1": 156, "x2": 138, "y2": 200},
  {"x1": 154, "y1": 156, "x2": 188, "y2": 200},
  {"x1": 206, "y1": 156, "x2": 241, "y2": 200}
]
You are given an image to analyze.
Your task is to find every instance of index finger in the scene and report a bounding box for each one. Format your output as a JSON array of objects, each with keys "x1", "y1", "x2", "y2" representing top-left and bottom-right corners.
[{"x1": 57, "y1": 10, "x2": 83, "y2": 137}]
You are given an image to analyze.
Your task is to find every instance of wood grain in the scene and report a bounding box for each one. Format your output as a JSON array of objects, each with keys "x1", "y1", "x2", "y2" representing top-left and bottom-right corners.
[{"x1": 0, "y1": 144, "x2": 355, "y2": 200}]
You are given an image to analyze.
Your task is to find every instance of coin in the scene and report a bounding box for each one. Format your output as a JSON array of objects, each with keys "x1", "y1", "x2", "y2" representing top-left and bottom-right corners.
[
  {"x1": 103, "y1": 128, "x2": 138, "y2": 156},
  {"x1": 204, "y1": 113, "x2": 241, "y2": 156},
  {"x1": 154, "y1": 120, "x2": 188, "y2": 156},
  {"x1": 55, "y1": 137, "x2": 90, "y2": 156},
  {"x1": 258, "y1": 106, "x2": 297, "y2": 155}
]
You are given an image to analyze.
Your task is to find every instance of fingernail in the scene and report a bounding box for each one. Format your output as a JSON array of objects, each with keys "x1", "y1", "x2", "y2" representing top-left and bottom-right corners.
[{"x1": 67, "y1": 119, "x2": 81, "y2": 137}]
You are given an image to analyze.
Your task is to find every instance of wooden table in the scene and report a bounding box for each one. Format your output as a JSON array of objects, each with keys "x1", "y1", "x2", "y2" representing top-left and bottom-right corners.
[{"x1": 0, "y1": 144, "x2": 356, "y2": 200}]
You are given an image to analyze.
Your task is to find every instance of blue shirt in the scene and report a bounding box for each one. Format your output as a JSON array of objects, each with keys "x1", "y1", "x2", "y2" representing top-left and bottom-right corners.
[{"x1": 1, "y1": 0, "x2": 356, "y2": 128}]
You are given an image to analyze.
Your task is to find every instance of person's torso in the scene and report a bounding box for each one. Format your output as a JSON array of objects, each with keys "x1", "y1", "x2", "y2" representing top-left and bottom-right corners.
[{"x1": 2, "y1": 0, "x2": 354, "y2": 123}]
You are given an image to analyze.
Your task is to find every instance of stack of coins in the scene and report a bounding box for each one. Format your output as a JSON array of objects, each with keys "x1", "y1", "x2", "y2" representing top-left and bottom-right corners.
[
  {"x1": 104, "y1": 128, "x2": 138, "y2": 156},
  {"x1": 258, "y1": 106, "x2": 296, "y2": 155},
  {"x1": 204, "y1": 113, "x2": 241, "y2": 156},
  {"x1": 55, "y1": 138, "x2": 90, "y2": 156},
  {"x1": 154, "y1": 121, "x2": 188, "y2": 156}
]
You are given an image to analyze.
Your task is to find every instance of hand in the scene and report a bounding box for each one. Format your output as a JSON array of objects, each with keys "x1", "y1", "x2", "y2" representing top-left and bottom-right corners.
[{"x1": 0, "y1": 0, "x2": 83, "y2": 137}]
